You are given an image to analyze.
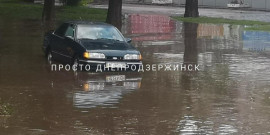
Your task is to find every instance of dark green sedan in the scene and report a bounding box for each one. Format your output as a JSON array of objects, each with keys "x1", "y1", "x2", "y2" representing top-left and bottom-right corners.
[{"x1": 43, "y1": 21, "x2": 142, "y2": 71}]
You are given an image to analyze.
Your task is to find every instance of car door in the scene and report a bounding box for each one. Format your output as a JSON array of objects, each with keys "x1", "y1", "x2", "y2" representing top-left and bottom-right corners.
[
  {"x1": 63, "y1": 24, "x2": 76, "y2": 63},
  {"x1": 51, "y1": 23, "x2": 69, "y2": 62}
]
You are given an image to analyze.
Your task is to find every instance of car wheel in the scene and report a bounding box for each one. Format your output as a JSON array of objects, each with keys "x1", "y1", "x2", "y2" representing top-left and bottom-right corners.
[
  {"x1": 72, "y1": 57, "x2": 80, "y2": 71},
  {"x1": 73, "y1": 57, "x2": 79, "y2": 66},
  {"x1": 47, "y1": 51, "x2": 53, "y2": 64}
]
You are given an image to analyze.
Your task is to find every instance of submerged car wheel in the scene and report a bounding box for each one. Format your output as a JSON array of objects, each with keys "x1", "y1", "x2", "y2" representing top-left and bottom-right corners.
[
  {"x1": 73, "y1": 57, "x2": 79, "y2": 66},
  {"x1": 47, "y1": 51, "x2": 53, "y2": 64},
  {"x1": 72, "y1": 57, "x2": 80, "y2": 71}
]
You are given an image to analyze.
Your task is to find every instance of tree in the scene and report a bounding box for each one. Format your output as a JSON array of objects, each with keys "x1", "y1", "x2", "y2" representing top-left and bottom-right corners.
[
  {"x1": 42, "y1": 0, "x2": 55, "y2": 32},
  {"x1": 183, "y1": 22, "x2": 198, "y2": 65},
  {"x1": 106, "y1": 0, "x2": 123, "y2": 30},
  {"x1": 184, "y1": 0, "x2": 199, "y2": 17}
]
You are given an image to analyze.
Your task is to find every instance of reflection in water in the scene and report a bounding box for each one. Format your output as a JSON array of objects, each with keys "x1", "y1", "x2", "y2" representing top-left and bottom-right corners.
[
  {"x1": 124, "y1": 14, "x2": 270, "y2": 134},
  {"x1": 71, "y1": 73, "x2": 142, "y2": 109},
  {"x1": 123, "y1": 14, "x2": 177, "y2": 41},
  {"x1": 243, "y1": 31, "x2": 270, "y2": 53},
  {"x1": 183, "y1": 22, "x2": 198, "y2": 64},
  {"x1": 0, "y1": 15, "x2": 270, "y2": 134},
  {"x1": 197, "y1": 23, "x2": 224, "y2": 39}
]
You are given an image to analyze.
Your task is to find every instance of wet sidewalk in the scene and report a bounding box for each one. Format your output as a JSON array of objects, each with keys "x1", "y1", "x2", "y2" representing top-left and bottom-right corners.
[{"x1": 89, "y1": 3, "x2": 270, "y2": 22}]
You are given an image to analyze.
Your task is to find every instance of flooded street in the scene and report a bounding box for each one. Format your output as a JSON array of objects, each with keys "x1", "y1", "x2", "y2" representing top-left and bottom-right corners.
[{"x1": 1, "y1": 14, "x2": 270, "y2": 135}]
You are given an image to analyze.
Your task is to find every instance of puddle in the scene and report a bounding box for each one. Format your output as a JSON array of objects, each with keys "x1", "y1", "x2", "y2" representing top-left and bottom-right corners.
[{"x1": 0, "y1": 15, "x2": 269, "y2": 134}]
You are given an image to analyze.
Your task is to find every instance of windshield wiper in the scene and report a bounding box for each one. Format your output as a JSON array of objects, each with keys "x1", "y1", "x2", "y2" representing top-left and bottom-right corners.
[
  {"x1": 97, "y1": 38, "x2": 121, "y2": 42},
  {"x1": 78, "y1": 38, "x2": 96, "y2": 40}
]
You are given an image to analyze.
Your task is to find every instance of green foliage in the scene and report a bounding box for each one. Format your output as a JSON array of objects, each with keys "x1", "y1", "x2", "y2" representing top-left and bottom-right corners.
[
  {"x1": 0, "y1": 0, "x2": 33, "y2": 2},
  {"x1": 173, "y1": 16, "x2": 270, "y2": 31},
  {"x1": 80, "y1": 0, "x2": 93, "y2": 6},
  {"x1": 57, "y1": 5, "x2": 107, "y2": 22},
  {"x1": 0, "y1": 0, "x2": 20, "y2": 2},
  {"x1": 22, "y1": 0, "x2": 34, "y2": 2},
  {"x1": 173, "y1": 16, "x2": 270, "y2": 25},
  {"x1": 244, "y1": 25, "x2": 270, "y2": 32},
  {"x1": 0, "y1": 2, "x2": 107, "y2": 22},
  {"x1": 61, "y1": 0, "x2": 93, "y2": 6},
  {"x1": 64, "y1": 0, "x2": 81, "y2": 6},
  {"x1": 0, "y1": 2, "x2": 42, "y2": 19}
]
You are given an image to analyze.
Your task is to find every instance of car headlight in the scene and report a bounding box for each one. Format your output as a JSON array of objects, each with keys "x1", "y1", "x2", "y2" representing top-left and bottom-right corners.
[
  {"x1": 124, "y1": 54, "x2": 142, "y2": 60},
  {"x1": 84, "y1": 52, "x2": 105, "y2": 59}
]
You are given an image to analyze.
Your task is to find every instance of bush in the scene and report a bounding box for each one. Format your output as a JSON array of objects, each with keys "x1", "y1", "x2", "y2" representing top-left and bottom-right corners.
[
  {"x1": 22, "y1": 0, "x2": 34, "y2": 2},
  {"x1": 61, "y1": 0, "x2": 93, "y2": 6},
  {"x1": 80, "y1": 0, "x2": 93, "y2": 6},
  {"x1": 64, "y1": 0, "x2": 81, "y2": 6}
]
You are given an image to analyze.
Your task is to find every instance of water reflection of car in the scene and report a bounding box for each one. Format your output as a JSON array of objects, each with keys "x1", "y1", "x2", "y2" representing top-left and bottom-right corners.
[
  {"x1": 43, "y1": 21, "x2": 142, "y2": 69},
  {"x1": 71, "y1": 72, "x2": 142, "y2": 109}
]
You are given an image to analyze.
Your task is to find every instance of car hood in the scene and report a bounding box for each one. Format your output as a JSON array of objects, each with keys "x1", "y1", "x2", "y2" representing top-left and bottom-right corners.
[
  {"x1": 78, "y1": 40, "x2": 140, "y2": 56},
  {"x1": 79, "y1": 39, "x2": 135, "y2": 50}
]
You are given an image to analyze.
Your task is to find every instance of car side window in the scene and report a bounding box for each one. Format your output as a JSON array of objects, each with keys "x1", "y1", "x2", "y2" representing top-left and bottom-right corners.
[
  {"x1": 54, "y1": 23, "x2": 68, "y2": 37},
  {"x1": 65, "y1": 25, "x2": 75, "y2": 38}
]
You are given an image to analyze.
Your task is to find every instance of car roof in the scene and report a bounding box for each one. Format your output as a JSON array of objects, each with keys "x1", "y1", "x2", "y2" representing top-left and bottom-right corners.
[{"x1": 65, "y1": 21, "x2": 112, "y2": 26}]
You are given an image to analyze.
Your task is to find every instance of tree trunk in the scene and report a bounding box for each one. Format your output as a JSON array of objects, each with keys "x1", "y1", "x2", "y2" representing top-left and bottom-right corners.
[
  {"x1": 183, "y1": 22, "x2": 198, "y2": 65},
  {"x1": 106, "y1": 0, "x2": 122, "y2": 30},
  {"x1": 184, "y1": 0, "x2": 199, "y2": 17},
  {"x1": 42, "y1": 0, "x2": 55, "y2": 32},
  {"x1": 181, "y1": 23, "x2": 198, "y2": 92}
]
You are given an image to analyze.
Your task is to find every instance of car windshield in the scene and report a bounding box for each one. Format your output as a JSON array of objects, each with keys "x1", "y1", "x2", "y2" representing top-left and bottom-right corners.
[{"x1": 76, "y1": 25, "x2": 125, "y2": 41}]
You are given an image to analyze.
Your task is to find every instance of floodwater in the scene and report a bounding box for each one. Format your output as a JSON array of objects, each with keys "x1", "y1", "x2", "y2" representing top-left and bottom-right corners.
[{"x1": 0, "y1": 14, "x2": 270, "y2": 135}]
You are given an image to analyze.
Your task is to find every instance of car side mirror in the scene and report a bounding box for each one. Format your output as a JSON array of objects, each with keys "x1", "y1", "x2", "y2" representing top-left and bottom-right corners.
[
  {"x1": 126, "y1": 38, "x2": 132, "y2": 43},
  {"x1": 65, "y1": 36, "x2": 74, "y2": 40},
  {"x1": 46, "y1": 30, "x2": 54, "y2": 35}
]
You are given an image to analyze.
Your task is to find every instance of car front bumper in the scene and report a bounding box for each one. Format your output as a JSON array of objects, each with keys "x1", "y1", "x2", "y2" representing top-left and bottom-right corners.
[{"x1": 78, "y1": 59, "x2": 143, "y2": 71}]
